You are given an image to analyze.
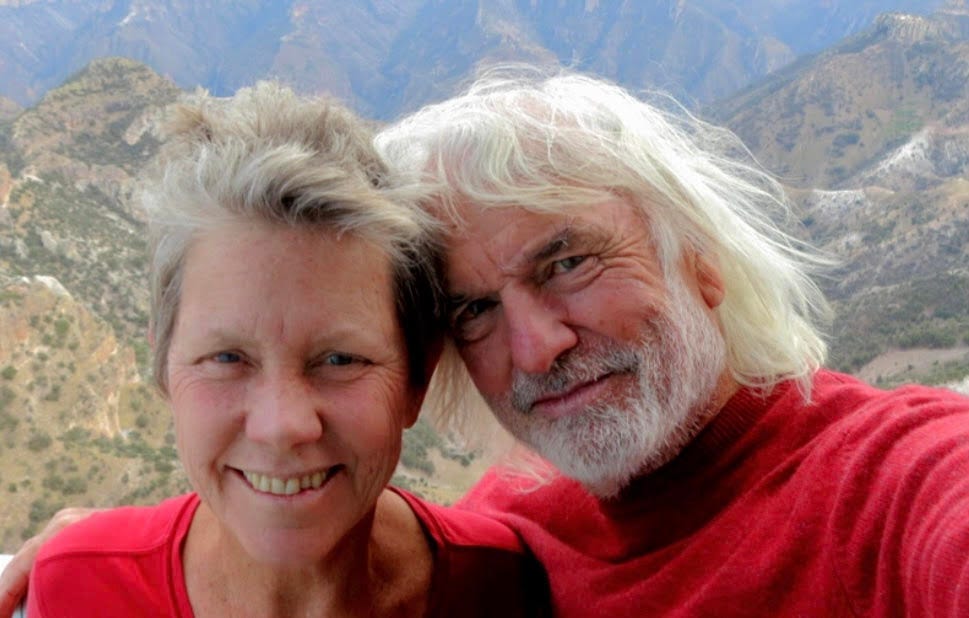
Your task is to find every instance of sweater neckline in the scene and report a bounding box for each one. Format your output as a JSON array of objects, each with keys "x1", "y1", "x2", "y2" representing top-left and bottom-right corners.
[
  {"x1": 689, "y1": 382, "x2": 795, "y2": 458},
  {"x1": 604, "y1": 380, "x2": 796, "y2": 507}
]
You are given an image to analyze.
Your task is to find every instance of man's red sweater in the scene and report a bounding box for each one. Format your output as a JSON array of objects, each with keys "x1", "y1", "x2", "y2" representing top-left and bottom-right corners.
[{"x1": 459, "y1": 370, "x2": 969, "y2": 616}]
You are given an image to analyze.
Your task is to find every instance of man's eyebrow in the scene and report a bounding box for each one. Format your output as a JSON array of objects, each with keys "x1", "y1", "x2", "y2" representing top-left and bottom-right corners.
[
  {"x1": 445, "y1": 292, "x2": 469, "y2": 313},
  {"x1": 526, "y1": 227, "x2": 574, "y2": 264}
]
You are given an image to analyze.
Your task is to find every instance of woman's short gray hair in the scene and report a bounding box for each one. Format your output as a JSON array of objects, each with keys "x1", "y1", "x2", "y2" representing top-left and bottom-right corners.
[
  {"x1": 144, "y1": 82, "x2": 442, "y2": 394},
  {"x1": 376, "y1": 65, "x2": 833, "y2": 427}
]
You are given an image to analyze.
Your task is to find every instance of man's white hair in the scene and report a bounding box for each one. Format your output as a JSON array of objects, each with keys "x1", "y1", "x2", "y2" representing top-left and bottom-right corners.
[{"x1": 377, "y1": 65, "x2": 833, "y2": 436}]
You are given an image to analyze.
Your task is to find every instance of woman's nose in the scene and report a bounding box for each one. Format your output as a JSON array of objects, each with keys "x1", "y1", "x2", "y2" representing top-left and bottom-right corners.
[{"x1": 244, "y1": 373, "x2": 324, "y2": 450}]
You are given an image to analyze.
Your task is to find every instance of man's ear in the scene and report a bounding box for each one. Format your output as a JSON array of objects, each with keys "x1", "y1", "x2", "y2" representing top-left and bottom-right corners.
[{"x1": 693, "y1": 251, "x2": 726, "y2": 310}]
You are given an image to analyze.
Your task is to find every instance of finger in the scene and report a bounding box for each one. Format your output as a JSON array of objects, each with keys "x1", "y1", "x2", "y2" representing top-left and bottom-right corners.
[
  {"x1": 0, "y1": 507, "x2": 100, "y2": 617},
  {"x1": 0, "y1": 542, "x2": 35, "y2": 617}
]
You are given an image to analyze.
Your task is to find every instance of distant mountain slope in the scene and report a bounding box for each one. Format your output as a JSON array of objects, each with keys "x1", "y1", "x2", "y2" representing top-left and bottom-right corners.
[
  {"x1": 2, "y1": 58, "x2": 181, "y2": 344},
  {"x1": 715, "y1": 6, "x2": 969, "y2": 385},
  {"x1": 715, "y1": 6, "x2": 969, "y2": 188},
  {"x1": 0, "y1": 0, "x2": 946, "y2": 119}
]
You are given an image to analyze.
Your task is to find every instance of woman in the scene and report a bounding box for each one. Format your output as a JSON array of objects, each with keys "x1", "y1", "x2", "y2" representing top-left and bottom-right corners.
[{"x1": 25, "y1": 83, "x2": 548, "y2": 617}]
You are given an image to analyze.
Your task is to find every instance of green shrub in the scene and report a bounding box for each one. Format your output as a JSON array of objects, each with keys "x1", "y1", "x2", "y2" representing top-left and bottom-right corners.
[
  {"x1": 42, "y1": 475, "x2": 64, "y2": 492},
  {"x1": 28, "y1": 498, "x2": 64, "y2": 524},
  {"x1": 27, "y1": 432, "x2": 53, "y2": 452},
  {"x1": 44, "y1": 384, "x2": 62, "y2": 402},
  {"x1": 62, "y1": 476, "x2": 88, "y2": 495}
]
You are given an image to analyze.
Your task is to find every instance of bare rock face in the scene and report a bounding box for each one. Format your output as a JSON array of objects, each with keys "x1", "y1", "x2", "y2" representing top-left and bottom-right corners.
[{"x1": 873, "y1": 12, "x2": 951, "y2": 44}]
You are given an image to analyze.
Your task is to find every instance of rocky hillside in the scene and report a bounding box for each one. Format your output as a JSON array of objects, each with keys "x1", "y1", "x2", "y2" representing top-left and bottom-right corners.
[
  {"x1": 0, "y1": 58, "x2": 182, "y2": 548},
  {"x1": 0, "y1": 275, "x2": 185, "y2": 550},
  {"x1": 716, "y1": 5, "x2": 969, "y2": 388},
  {"x1": 0, "y1": 0, "x2": 946, "y2": 119}
]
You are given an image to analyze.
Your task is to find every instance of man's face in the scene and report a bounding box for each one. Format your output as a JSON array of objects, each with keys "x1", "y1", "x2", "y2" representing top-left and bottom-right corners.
[{"x1": 444, "y1": 197, "x2": 733, "y2": 496}]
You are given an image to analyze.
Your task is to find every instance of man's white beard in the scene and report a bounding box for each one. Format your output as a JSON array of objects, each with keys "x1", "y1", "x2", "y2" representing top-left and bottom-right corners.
[{"x1": 486, "y1": 274, "x2": 727, "y2": 498}]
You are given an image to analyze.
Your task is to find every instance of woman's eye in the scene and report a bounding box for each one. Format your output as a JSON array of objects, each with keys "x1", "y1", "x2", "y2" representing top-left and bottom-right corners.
[
  {"x1": 324, "y1": 353, "x2": 356, "y2": 366},
  {"x1": 213, "y1": 351, "x2": 242, "y2": 364},
  {"x1": 551, "y1": 255, "x2": 586, "y2": 274}
]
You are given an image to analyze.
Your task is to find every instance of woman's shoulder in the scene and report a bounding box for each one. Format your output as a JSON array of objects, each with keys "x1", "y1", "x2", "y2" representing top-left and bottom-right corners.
[{"x1": 36, "y1": 493, "x2": 199, "y2": 561}]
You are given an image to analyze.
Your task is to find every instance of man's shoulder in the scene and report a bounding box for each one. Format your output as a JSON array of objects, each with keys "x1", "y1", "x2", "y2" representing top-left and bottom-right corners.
[
  {"x1": 809, "y1": 369, "x2": 969, "y2": 430},
  {"x1": 36, "y1": 493, "x2": 198, "y2": 563},
  {"x1": 458, "y1": 465, "x2": 597, "y2": 523}
]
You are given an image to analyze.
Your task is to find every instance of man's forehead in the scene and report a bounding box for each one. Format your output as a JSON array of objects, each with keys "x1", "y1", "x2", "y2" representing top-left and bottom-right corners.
[
  {"x1": 442, "y1": 202, "x2": 632, "y2": 296},
  {"x1": 444, "y1": 205, "x2": 575, "y2": 262}
]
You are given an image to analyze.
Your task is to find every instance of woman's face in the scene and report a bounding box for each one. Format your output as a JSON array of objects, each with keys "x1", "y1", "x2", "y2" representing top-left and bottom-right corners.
[{"x1": 166, "y1": 222, "x2": 419, "y2": 565}]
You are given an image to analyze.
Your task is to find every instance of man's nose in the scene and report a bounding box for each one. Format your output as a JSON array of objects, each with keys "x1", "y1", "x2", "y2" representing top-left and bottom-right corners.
[
  {"x1": 503, "y1": 287, "x2": 577, "y2": 375},
  {"x1": 245, "y1": 373, "x2": 324, "y2": 450}
]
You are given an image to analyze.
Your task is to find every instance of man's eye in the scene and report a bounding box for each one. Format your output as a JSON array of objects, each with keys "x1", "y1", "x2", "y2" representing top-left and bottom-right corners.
[
  {"x1": 462, "y1": 298, "x2": 497, "y2": 320},
  {"x1": 213, "y1": 351, "x2": 242, "y2": 364},
  {"x1": 551, "y1": 255, "x2": 586, "y2": 275},
  {"x1": 451, "y1": 298, "x2": 498, "y2": 343}
]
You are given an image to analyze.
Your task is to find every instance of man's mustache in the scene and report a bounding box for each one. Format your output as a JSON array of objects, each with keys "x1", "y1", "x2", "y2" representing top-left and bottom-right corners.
[{"x1": 509, "y1": 345, "x2": 643, "y2": 413}]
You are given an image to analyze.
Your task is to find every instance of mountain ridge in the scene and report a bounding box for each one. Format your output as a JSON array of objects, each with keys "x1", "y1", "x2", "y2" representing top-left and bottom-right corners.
[{"x1": 0, "y1": 0, "x2": 947, "y2": 118}]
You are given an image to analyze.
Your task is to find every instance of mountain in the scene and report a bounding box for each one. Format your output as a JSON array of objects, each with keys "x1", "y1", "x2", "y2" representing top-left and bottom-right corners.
[
  {"x1": 0, "y1": 0, "x2": 946, "y2": 119},
  {"x1": 715, "y1": 4, "x2": 969, "y2": 386},
  {"x1": 1, "y1": 57, "x2": 181, "y2": 346},
  {"x1": 0, "y1": 57, "x2": 184, "y2": 547},
  {"x1": 715, "y1": 4, "x2": 969, "y2": 188}
]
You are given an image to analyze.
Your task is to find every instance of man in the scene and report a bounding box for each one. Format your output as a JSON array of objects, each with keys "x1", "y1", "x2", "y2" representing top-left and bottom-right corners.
[
  {"x1": 377, "y1": 67, "x2": 969, "y2": 616},
  {"x1": 3, "y1": 67, "x2": 969, "y2": 616}
]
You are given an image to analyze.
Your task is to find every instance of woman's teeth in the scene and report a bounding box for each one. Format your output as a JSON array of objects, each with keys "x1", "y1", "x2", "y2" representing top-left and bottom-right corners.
[{"x1": 242, "y1": 469, "x2": 329, "y2": 495}]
